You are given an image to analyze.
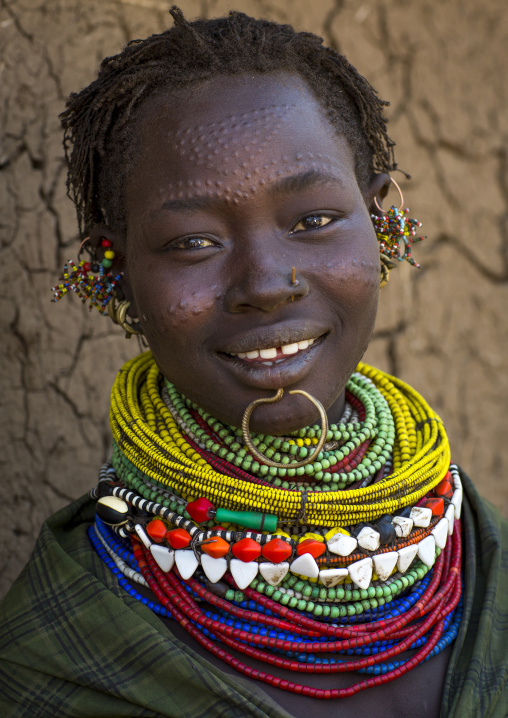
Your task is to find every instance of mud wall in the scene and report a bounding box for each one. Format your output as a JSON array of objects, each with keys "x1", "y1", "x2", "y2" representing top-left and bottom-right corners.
[{"x1": 1, "y1": 0, "x2": 507, "y2": 597}]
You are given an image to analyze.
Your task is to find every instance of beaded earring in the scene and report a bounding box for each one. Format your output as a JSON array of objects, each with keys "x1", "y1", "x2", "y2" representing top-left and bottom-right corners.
[
  {"x1": 51, "y1": 237, "x2": 122, "y2": 314},
  {"x1": 371, "y1": 178, "x2": 424, "y2": 287}
]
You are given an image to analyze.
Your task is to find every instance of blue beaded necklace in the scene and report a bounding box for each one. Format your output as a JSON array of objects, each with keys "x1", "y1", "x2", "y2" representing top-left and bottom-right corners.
[{"x1": 89, "y1": 517, "x2": 461, "y2": 677}]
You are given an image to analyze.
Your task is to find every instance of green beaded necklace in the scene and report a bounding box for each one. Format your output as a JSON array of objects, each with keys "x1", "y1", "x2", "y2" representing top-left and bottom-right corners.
[{"x1": 163, "y1": 372, "x2": 395, "y2": 491}]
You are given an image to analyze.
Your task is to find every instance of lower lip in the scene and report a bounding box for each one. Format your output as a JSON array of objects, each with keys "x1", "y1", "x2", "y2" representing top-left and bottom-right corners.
[{"x1": 218, "y1": 337, "x2": 325, "y2": 389}]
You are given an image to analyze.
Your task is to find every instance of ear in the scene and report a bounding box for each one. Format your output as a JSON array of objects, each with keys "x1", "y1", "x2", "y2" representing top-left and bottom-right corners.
[
  {"x1": 366, "y1": 173, "x2": 392, "y2": 216},
  {"x1": 88, "y1": 225, "x2": 122, "y2": 250},
  {"x1": 88, "y1": 226, "x2": 137, "y2": 316}
]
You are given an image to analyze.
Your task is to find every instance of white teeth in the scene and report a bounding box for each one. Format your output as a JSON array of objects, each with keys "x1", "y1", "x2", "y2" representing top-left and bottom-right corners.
[
  {"x1": 232, "y1": 336, "x2": 319, "y2": 359},
  {"x1": 260, "y1": 348, "x2": 277, "y2": 359},
  {"x1": 261, "y1": 361, "x2": 273, "y2": 366},
  {"x1": 281, "y1": 343, "x2": 299, "y2": 355}
]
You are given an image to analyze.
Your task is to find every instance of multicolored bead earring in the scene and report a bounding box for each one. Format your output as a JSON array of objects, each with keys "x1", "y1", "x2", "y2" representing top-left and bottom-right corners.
[
  {"x1": 51, "y1": 237, "x2": 144, "y2": 338},
  {"x1": 371, "y1": 178, "x2": 424, "y2": 287},
  {"x1": 51, "y1": 237, "x2": 121, "y2": 315}
]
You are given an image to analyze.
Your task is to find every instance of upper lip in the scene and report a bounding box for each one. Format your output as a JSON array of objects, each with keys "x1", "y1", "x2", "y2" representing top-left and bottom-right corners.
[{"x1": 218, "y1": 322, "x2": 329, "y2": 355}]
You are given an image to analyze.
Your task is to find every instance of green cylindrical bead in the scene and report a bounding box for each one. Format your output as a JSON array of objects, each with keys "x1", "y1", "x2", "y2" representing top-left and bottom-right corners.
[{"x1": 215, "y1": 508, "x2": 277, "y2": 531}]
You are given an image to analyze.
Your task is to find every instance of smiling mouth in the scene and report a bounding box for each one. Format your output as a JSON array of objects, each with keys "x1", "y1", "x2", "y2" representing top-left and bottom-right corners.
[{"x1": 222, "y1": 336, "x2": 321, "y2": 367}]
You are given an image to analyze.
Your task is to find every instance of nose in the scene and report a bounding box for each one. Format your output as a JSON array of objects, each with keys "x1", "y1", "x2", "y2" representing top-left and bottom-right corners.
[{"x1": 224, "y1": 241, "x2": 309, "y2": 313}]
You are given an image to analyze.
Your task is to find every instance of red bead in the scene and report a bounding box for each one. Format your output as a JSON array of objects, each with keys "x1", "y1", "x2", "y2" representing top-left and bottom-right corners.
[
  {"x1": 165, "y1": 528, "x2": 192, "y2": 549},
  {"x1": 201, "y1": 536, "x2": 230, "y2": 559},
  {"x1": 186, "y1": 497, "x2": 215, "y2": 523},
  {"x1": 262, "y1": 538, "x2": 292, "y2": 563},
  {"x1": 296, "y1": 539, "x2": 326, "y2": 559},
  {"x1": 231, "y1": 537, "x2": 261, "y2": 562},
  {"x1": 146, "y1": 519, "x2": 166, "y2": 543},
  {"x1": 101, "y1": 238, "x2": 112, "y2": 247},
  {"x1": 433, "y1": 478, "x2": 453, "y2": 500},
  {"x1": 423, "y1": 497, "x2": 445, "y2": 516},
  {"x1": 83, "y1": 262, "x2": 91, "y2": 272}
]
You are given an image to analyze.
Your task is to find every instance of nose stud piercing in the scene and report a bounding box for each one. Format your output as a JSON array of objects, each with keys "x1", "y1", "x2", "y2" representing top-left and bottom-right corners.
[
  {"x1": 290, "y1": 267, "x2": 299, "y2": 302},
  {"x1": 242, "y1": 388, "x2": 328, "y2": 469}
]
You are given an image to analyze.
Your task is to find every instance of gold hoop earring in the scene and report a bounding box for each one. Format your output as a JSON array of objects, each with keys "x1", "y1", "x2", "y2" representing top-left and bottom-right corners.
[
  {"x1": 374, "y1": 177, "x2": 404, "y2": 213},
  {"x1": 241, "y1": 388, "x2": 328, "y2": 469},
  {"x1": 108, "y1": 295, "x2": 143, "y2": 338}
]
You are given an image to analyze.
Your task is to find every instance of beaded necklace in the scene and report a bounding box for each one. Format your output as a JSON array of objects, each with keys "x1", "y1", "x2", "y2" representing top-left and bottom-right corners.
[{"x1": 90, "y1": 352, "x2": 463, "y2": 699}]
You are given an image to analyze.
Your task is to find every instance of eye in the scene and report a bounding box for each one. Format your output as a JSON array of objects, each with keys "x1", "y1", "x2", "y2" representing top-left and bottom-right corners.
[
  {"x1": 172, "y1": 235, "x2": 216, "y2": 250},
  {"x1": 290, "y1": 214, "x2": 335, "y2": 234}
]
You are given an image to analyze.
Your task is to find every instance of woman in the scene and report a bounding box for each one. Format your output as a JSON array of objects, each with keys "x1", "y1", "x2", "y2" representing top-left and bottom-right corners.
[{"x1": 0, "y1": 8, "x2": 506, "y2": 717}]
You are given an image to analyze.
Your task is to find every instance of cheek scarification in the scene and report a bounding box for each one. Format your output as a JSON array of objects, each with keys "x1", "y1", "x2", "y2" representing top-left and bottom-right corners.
[{"x1": 141, "y1": 286, "x2": 222, "y2": 336}]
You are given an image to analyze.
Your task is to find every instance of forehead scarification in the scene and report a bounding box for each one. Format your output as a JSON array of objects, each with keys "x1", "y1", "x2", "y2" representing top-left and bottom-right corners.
[
  {"x1": 145, "y1": 101, "x2": 349, "y2": 206},
  {"x1": 171, "y1": 104, "x2": 295, "y2": 170},
  {"x1": 153, "y1": 157, "x2": 343, "y2": 206}
]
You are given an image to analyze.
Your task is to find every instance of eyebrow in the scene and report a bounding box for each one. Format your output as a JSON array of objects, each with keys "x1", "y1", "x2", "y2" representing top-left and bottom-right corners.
[
  {"x1": 157, "y1": 169, "x2": 344, "y2": 214},
  {"x1": 272, "y1": 169, "x2": 345, "y2": 195}
]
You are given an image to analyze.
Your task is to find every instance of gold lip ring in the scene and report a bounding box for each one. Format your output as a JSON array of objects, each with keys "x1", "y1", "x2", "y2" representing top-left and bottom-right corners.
[{"x1": 241, "y1": 388, "x2": 329, "y2": 469}]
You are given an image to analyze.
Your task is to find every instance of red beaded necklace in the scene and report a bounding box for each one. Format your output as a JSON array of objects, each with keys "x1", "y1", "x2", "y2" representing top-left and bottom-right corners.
[{"x1": 131, "y1": 518, "x2": 462, "y2": 699}]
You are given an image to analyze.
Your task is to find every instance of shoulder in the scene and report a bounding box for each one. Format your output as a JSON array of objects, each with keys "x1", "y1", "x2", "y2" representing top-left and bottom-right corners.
[{"x1": 442, "y1": 468, "x2": 508, "y2": 718}]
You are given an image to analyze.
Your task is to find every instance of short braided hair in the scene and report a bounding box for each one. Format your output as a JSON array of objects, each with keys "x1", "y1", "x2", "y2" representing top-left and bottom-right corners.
[{"x1": 60, "y1": 6, "x2": 397, "y2": 239}]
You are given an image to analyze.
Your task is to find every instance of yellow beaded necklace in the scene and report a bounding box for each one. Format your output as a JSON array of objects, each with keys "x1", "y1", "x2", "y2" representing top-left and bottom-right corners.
[{"x1": 110, "y1": 352, "x2": 450, "y2": 527}]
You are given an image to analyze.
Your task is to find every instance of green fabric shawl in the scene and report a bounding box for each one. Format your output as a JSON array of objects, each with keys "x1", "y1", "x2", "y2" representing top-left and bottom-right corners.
[{"x1": 0, "y1": 471, "x2": 506, "y2": 717}]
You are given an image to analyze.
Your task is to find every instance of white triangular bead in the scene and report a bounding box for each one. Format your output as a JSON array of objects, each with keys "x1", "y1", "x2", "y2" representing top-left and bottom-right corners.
[
  {"x1": 418, "y1": 536, "x2": 436, "y2": 567},
  {"x1": 175, "y1": 549, "x2": 199, "y2": 580},
  {"x1": 348, "y1": 557, "x2": 373, "y2": 589},
  {"x1": 201, "y1": 554, "x2": 228, "y2": 583},
  {"x1": 445, "y1": 504, "x2": 455, "y2": 535},
  {"x1": 259, "y1": 561, "x2": 289, "y2": 586},
  {"x1": 397, "y1": 544, "x2": 418, "y2": 573},
  {"x1": 290, "y1": 553, "x2": 319, "y2": 579},
  {"x1": 432, "y1": 518, "x2": 449, "y2": 549},
  {"x1": 150, "y1": 544, "x2": 175, "y2": 573},
  {"x1": 373, "y1": 551, "x2": 398, "y2": 581},
  {"x1": 452, "y1": 473, "x2": 462, "y2": 492},
  {"x1": 410, "y1": 507, "x2": 432, "y2": 528},
  {"x1": 134, "y1": 523, "x2": 152, "y2": 549},
  {"x1": 392, "y1": 517, "x2": 413, "y2": 538},
  {"x1": 452, "y1": 489, "x2": 463, "y2": 520},
  {"x1": 357, "y1": 527, "x2": 380, "y2": 551},
  {"x1": 327, "y1": 533, "x2": 357, "y2": 556},
  {"x1": 318, "y1": 568, "x2": 348, "y2": 587},
  {"x1": 230, "y1": 558, "x2": 258, "y2": 590}
]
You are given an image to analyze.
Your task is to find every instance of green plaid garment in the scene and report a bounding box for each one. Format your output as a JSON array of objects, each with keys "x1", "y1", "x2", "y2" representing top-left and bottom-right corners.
[{"x1": 0, "y1": 471, "x2": 506, "y2": 717}]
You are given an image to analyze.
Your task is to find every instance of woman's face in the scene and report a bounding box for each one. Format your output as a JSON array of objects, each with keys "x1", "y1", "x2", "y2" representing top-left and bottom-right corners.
[{"x1": 121, "y1": 73, "x2": 381, "y2": 434}]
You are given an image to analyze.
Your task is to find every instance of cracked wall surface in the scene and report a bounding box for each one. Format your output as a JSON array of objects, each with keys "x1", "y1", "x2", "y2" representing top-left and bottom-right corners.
[{"x1": 1, "y1": 0, "x2": 507, "y2": 598}]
